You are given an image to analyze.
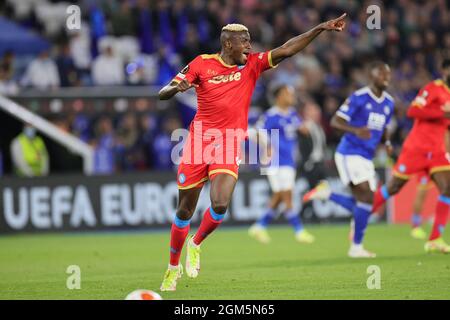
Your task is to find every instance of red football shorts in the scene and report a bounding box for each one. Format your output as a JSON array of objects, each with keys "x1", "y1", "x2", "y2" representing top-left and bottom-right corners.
[
  {"x1": 393, "y1": 147, "x2": 450, "y2": 180},
  {"x1": 177, "y1": 131, "x2": 242, "y2": 190}
]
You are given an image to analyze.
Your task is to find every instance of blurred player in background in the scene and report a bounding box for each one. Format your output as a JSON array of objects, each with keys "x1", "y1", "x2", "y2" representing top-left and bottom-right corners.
[
  {"x1": 248, "y1": 84, "x2": 315, "y2": 244},
  {"x1": 303, "y1": 61, "x2": 394, "y2": 258},
  {"x1": 158, "y1": 14, "x2": 347, "y2": 291},
  {"x1": 372, "y1": 60, "x2": 450, "y2": 253}
]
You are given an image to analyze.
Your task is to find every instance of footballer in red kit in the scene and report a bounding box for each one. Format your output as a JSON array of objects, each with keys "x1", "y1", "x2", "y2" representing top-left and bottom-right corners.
[
  {"x1": 373, "y1": 59, "x2": 450, "y2": 253},
  {"x1": 158, "y1": 15, "x2": 347, "y2": 291},
  {"x1": 173, "y1": 51, "x2": 277, "y2": 189}
]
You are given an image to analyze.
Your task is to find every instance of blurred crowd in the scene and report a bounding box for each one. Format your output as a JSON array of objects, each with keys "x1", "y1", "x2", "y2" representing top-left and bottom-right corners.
[{"x1": 1, "y1": 0, "x2": 449, "y2": 174}]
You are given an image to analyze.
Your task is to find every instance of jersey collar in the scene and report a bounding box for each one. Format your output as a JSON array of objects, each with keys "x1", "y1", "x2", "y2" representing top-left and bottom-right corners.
[
  {"x1": 273, "y1": 105, "x2": 293, "y2": 115},
  {"x1": 366, "y1": 86, "x2": 387, "y2": 104},
  {"x1": 216, "y1": 54, "x2": 237, "y2": 68}
]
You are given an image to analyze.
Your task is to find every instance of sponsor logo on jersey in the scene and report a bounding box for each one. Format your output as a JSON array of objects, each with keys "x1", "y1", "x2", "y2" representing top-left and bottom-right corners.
[
  {"x1": 207, "y1": 72, "x2": 242, "y2": 84},
  {"x1": 367, "y1": 112, "x2": 386, "y2": 131}
]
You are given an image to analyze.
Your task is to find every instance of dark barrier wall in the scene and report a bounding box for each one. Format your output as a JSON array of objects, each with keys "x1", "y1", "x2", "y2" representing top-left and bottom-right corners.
[{"x1": 0, "y1": 171, "x2": 359, "y2": 234}]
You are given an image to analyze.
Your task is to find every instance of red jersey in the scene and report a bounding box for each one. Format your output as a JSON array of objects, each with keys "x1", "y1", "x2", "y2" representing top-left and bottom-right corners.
[
  {"x1": 403, "y1": 79, "x2": 450, "y2": 152},
  {"x1": 173, "y1": 52, "x2": 277, "y2": 135}
]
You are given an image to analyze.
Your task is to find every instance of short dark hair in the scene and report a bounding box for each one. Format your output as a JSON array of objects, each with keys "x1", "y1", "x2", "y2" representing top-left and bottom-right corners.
[
  {"x1": 272, "y1": 84, "x2": 289, "y2": 99},
  {"x1": 368, "y1": 60, "x2": 388, "y2": 71},
  {"x1": 442, "y1": 58, "x2": 450, "y2": 69}
]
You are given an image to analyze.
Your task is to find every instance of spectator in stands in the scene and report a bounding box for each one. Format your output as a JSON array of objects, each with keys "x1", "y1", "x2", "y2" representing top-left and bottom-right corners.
[
  {"x1": 69, "y1": 26, "x2": 92, "y2": 84},
  {"x1": 138, "y1": 112, "x2": 158, "y2": 169},
  {"x1": 55, "y1": 43, "x2": 79, "y2": 87},
  {"x1": 71, "y1": 106, "x2": 92, "y2": 143},
  {"x1": 155, "y1": 44, "x2": 181, "y2": 86},
  {"x1": 152, "y1": 116, "x2": 182, "y2": 170},
  {"x1": 20, "y1": 49, "x2": 60, "y2": 89},
  {"x1": 115, "y1": 112, "x2": 143, "y2": 171},
  {"x1": 92, "y1": 44, "x2": 124, "y2": 86},
  {"x1": 93, "y1": 116, "x2": 116, "y2": 175},
  {"x1": 0, "y1": 50, "x2": 16, "y2": 80},
  {"x1": 0, "y1": 50, "x2": 19, "y2": 94},
  {"x1": 111, "y1": 0, "x2": 137, "y2": 37},
  {"x1": 10, "y1": 124, "x2": 49, "y2": 177}
]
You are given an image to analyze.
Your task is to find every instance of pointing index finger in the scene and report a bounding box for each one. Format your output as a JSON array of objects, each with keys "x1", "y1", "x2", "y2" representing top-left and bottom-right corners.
[{"x1": 336, "y1": 13, "x2": 347, "y2": 21}]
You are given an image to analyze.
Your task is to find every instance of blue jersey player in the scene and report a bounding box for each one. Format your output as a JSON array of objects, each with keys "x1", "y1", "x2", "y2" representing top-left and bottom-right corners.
[
  {"x1": 249, "y1": 85, "x2": 315, "y2": 244},
  {"x1": 303, "y1": 61, "x2": 394, "y2": 258}
]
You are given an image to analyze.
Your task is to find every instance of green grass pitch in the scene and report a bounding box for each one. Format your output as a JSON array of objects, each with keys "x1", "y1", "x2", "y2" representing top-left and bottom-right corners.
[{"x1": 0, "y1": 224, "x2": 449, "y2": 300}]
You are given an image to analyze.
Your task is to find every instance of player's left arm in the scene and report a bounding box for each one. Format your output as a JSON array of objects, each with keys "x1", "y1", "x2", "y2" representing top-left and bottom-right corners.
[{"x1": 270, "y1": 13, "x2": 346, "y2": 66}]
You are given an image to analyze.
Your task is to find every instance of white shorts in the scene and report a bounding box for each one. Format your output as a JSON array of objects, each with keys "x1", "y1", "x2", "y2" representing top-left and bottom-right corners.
[
  {"x1": 334, "y1": 153, "x2": 377, "y2": 191},
  {"x1": 266, "y1": 166, "x2": 296, "y2": 192}
]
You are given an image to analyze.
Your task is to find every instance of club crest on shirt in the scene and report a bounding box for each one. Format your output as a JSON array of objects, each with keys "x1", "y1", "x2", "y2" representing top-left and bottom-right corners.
[{"x1": 384, "y1": 106, "x2": 390, "y2": 115}]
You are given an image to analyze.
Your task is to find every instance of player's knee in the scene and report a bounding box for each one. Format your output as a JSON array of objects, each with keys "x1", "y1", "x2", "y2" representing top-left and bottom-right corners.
[
  {"x1": 439, "y1": 183, "x2": 450, "y2": 197},
  {"x1": 389, "y1": 180, "x2": 403, "y2": 195},
  {"x1": 358, "y1": 194, "x2": 373, "y2": 204},
  {"x1": 353, "y1": 185, "x2": 373, "y2": 204},
  {"x1": 211, "y1": 199, "x2": 229, "y2": 214},
  {"x1": 176, "y1": 207, "x2": 194, "y2": 220}
]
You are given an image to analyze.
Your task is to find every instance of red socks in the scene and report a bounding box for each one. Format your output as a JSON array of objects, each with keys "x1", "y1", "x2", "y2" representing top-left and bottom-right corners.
[
  {"x1": 169, "y1": 218, "x2": 190, "y2": 266},
  {"x1": 429, "y1": 196, "x2": 450, "y2": 241},
  {"x1": 169, "y1": 207, "x2": 225, "y2": 265},
  {"x1": 372, "y1": 185, "x2": 389, "y2": 213},
  {"x1": 193, "y1": 207, "x2": 224, "y2": 245}
]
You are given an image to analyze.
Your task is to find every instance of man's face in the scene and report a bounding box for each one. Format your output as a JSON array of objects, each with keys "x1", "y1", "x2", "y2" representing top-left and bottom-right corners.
[
  {"x1": 229, "y1": 32, "x2": 252, "y2": 65},
  {"x1": 371, "y1": 64, "x2": 391, "y2": 90},
  {"x1": 283, "y1": 86, "x2": 295, "y2": 106}
]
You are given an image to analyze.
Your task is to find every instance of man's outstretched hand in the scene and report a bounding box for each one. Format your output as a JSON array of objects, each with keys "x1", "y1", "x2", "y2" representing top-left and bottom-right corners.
[{"x1": 320, "y1": 13, "x2": 347, "y2": 32}]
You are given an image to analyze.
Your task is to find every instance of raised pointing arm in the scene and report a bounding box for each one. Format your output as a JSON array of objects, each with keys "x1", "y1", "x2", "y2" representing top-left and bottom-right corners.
[{"x1": 270, "y1": 13, "x2": 346, "y2": 66}]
